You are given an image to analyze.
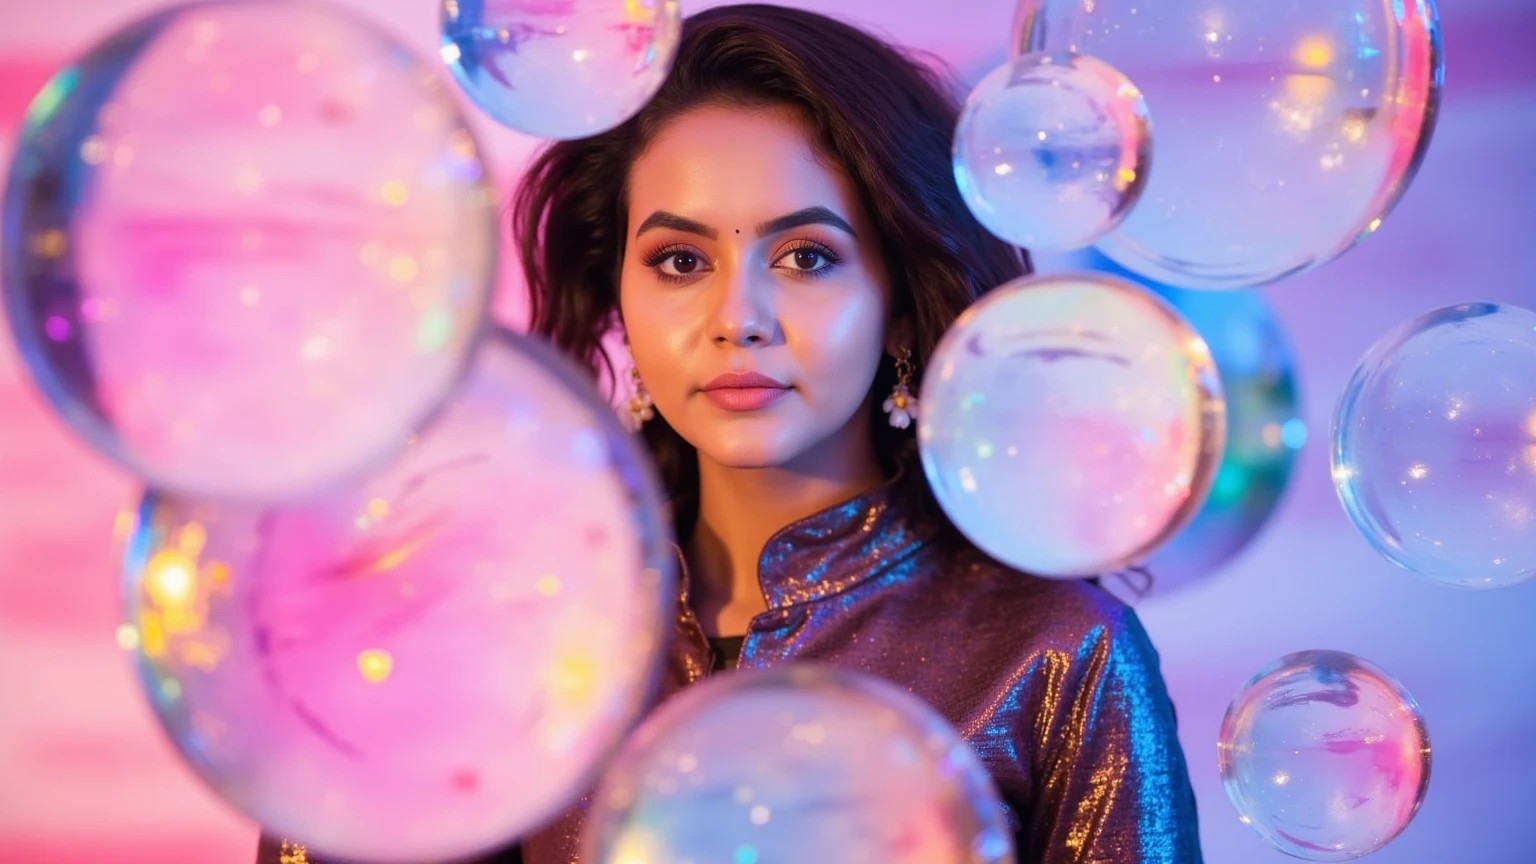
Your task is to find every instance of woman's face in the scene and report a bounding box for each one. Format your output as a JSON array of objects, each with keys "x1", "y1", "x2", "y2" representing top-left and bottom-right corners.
[{"x1": 619, "y1": 104, "x2": 895, "y2": 470}]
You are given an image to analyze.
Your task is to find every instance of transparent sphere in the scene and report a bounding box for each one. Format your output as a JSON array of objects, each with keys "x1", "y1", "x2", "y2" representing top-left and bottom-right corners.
[
  {"x1": 583, "y1": 665, "x2": 1015, "y2": 864},
  {"x1": 121, "y1": 330, "x2": 674, "y2": 864},
  {"x1": 1219, "y1": 650, "x2": 1431, "y2": 861},
  {"x1": 442, "y1": 0, "x2": 682, "y2": 140},
  {"x1": 1014, "y1": 0, "x2": 1442, "y2": 288},
  {"x1": 1, "y1": 0, "x2": 496, "y2": 501},
  {"x1": 954, "y1": 52, "x2": 1151, "y2": 251},
  {"x1": 1332, "y1": 303, "x2": 1536, "y2": 589},
  {"x1": 918, "y1": 274, "x2": 1225, "y2": 578}
]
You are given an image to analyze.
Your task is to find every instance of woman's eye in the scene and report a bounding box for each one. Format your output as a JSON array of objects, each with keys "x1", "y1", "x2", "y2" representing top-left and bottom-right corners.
[
  {"x1": 657, "y1": 250, "x2": 709, "y2": 276},
  {"x1": 660, "y1": 252, "x2": 703, "y2": 276},
  {"x1": 776, "y1": 247, "x2": 833, "y2": 273}
]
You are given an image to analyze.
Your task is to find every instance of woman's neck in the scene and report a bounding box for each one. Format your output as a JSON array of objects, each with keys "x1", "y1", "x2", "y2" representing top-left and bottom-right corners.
[{"x1": 684, "y1": 427, "x2": 887, "y2": 638}]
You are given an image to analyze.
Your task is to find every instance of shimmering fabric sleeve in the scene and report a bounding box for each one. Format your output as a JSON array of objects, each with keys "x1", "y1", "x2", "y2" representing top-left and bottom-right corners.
[{"x1": 1025, "y1": 606, "x2": 1203, "y2": 864}]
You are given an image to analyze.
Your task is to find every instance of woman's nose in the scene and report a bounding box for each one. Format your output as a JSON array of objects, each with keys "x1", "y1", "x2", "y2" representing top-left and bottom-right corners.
[{"x1": 709, "y1": 265, "x2": 777, "y2": 347}]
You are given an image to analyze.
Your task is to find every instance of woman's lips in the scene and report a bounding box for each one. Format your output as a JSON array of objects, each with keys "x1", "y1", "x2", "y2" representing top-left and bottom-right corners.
[
  {"x1": 703, "y1": 387, "x2": 790, "y2": 411},
  {"x1": 701, "y1": 371, "x2": 791, "y2": 412}
]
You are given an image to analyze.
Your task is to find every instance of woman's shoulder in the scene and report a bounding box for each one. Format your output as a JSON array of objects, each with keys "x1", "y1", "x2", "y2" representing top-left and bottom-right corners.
[{"x1": 917, "y1": 537, "x2": 1153, "y2": 653}]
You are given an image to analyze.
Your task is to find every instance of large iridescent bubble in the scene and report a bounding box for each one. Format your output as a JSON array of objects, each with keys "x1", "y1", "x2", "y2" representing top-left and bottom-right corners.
[
  {"x1": 2, "y1": 0, "x2": 496, "y2": 501},
  {"x1": 121, "y1": 330, "x2": 674, "y2": 864},
  {"x1": 441, "y1": 0, "x2": 682, "y2": 140},
  {"x1": 1013, "y1": 0, "x2": 1442, "y2": 288},
  {"x1": 583, "y1": 665, "x2": 1015, "y2": 864},
  {"x1": 954, "y1": 52, "x2": 1151, "y2": 251},
  {"x1": 1219, "y1": 650, "x2": 1431, "y2": 861},
  {"x1": 1332, "y1": 303, "x2": 1536, "y2": 589},
  {"x1": 919, "y1": 273, "x2": 1225, "y2": 578}
]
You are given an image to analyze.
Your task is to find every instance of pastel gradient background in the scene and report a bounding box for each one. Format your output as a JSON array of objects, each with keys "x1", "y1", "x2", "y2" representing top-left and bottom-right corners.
[{"x1": 0, "y1": 0, "x2": 1532, "y2": 862}]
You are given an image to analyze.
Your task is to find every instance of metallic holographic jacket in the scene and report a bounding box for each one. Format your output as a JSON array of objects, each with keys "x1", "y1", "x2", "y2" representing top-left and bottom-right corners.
[{"x1": 262, "y1": 471, "x2": 1203, "y2": 864}]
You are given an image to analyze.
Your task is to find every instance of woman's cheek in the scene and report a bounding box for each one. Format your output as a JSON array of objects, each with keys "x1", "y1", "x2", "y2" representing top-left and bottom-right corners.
[{"x1": 787, "y1": 285, "x2": 887, "y2": 403}]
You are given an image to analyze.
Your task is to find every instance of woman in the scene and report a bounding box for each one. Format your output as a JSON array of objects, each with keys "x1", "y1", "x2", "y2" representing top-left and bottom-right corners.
[{"x1": 261, "y1": 4, "x2": 1202, "y2": 862}]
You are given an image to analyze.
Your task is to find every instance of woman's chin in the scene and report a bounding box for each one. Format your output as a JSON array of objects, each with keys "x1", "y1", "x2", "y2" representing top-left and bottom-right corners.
[{"x1": 690, "y1": 430, "x2": 806, "y2": 471}]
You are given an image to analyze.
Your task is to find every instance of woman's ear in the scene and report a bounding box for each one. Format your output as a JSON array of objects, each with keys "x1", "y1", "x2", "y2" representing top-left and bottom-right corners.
[{"x1": 885, "y1": 315, "x2": 914, "y2": 358}]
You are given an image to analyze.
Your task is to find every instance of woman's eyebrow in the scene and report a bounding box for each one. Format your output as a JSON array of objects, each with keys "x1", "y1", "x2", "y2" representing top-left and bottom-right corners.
[
  {"x1": 635, "y1": 210, "x2": 718, "y2": 240},
  {"x1": 756, "y1": 206, "x2": 856, "y2": 238},
  {"x1": 634, "y1": 206, "x2": 857, "y2": 240}
]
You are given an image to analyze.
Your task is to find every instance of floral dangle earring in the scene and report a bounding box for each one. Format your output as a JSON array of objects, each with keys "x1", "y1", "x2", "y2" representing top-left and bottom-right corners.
[
  {"x1": 626, "y1": 361, "x2": 655, "y2": 430},
  {"x1": 884, "y1": 345, "x2": 919, "y2": 429}
]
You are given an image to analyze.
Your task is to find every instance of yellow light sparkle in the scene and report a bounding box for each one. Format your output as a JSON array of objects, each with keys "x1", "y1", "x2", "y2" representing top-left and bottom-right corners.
[
  {"x1": 145, "y1": 549, "x2": 198, "y2": 609},
  {"x1": 1408, "y1": 463, "x2": 1428, "y2": 481},
  {"x1": 551, "y1": 652, "x2": 598, "y2": 707},
  {"x1": 1342, "y1": 115, "x2": 1369, "y2": 144},
  {"x1": 358, "y1": 649, "x2": 394, "y2": 684},
  {"x1": 536, "y1": 574, "x2": 562, "y2": 597},
  {"x1": 1295, "y1": 36, "x2": 1334, "y2": 69},
  {"x1": 370, "y1": 541, "x2": 423, "y2": 574},
  {"x1": 388, "y1": 256, "x2": 419, "y2": 282},
  {"x1": 367, "y1": 498, "x2": 390, "y2": 520},
  {"x1": 381, "y1": 180, "x2": 410, "y2": 207},
  {"x1": 139, "y1": 612, "x2": 167, "y2": 659}
]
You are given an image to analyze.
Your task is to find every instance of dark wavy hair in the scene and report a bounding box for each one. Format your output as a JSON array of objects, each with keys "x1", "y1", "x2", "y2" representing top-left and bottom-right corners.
[{"x1": 512, "y1": 3, "x2": 1029, "y2": 538}]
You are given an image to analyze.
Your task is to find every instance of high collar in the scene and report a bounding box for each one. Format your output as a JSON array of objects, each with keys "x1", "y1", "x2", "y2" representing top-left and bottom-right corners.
[{"x1": 727, "y1": 465, "x2": 939, "y2": 610}]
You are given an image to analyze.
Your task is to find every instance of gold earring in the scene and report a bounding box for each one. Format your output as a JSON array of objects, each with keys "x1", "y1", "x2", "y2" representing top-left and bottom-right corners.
[
  {"x1": 627, "y1": 363, "x2": 655, "y2": 429},
  {"x1": 883, "y1": 346, "x2": 919, "y2": 429}
]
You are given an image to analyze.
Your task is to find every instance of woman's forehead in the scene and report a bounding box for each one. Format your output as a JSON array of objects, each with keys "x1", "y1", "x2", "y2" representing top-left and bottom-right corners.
[{"x1": 628, "y1": 104, "x2": 862, "y2": 224}]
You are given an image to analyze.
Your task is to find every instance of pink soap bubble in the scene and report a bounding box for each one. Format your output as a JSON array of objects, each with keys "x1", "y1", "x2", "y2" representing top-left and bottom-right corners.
[
  {"x1": 3, "y1": 0, "x2": 498, "y2": 501},
  {"x1": 121, "y1": 330, "x2": 675, "y2": 863},
  {"x1": 1219, "y1": 650, "x2": 1432, "y2": 861}
]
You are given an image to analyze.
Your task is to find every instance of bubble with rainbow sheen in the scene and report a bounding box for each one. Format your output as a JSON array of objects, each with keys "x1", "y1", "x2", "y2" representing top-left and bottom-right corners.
[
  {"x1": 918, "y1": 273, "x2": 1226, "y2": 578},
  {"x1": 1219, "y1": 650, "x2": 1431, "y2": 861},
  {"x1": 954, "y1": 51, "x2": 1151, "y2": 251},
  {"x1": 583, "y1": 665, "x2": 1015, "y2": 864},
  {"x1": 441, "y1": 0, "x2": 681, "y2": 139},
  {"x1": 120, "y1": 329, "x2": 674, "y2": 864},
  {"x1": 2, "y1": 0, "x2": 496, "y2": 502},
  {"x1": 1332, "y1": 302, "x2": 1536, "y2": 588},
  {"x1": 1014, "y1": 0, "x2": 1442, "y2": 288}
]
